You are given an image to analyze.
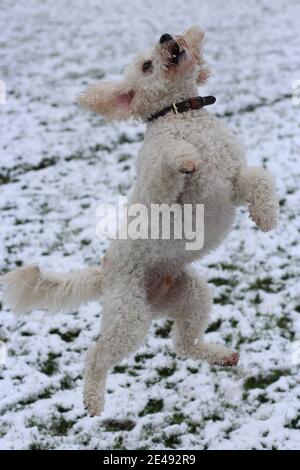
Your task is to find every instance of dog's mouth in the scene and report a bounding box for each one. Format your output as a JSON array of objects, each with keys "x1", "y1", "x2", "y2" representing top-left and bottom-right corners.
[
  {"x1": 169, "y1": 42, "x2": 186, "y2": 66},
  {"x1": 159, "y1": 34, "x2": 187, "y2": 68}
]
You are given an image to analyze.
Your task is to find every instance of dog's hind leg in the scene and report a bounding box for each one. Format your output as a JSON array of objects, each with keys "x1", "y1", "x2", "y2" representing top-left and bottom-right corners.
[
  {"x1": 83, "y1": 286, "x2": 151, "y2": 416},
  {"x1": 159, "y1": 267, "x2": 239, "y2": 366}
]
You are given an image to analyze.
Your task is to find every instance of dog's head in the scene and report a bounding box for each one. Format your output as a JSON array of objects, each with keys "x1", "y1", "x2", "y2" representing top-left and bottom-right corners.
[{"x1": 78, "y1": 26, "x2": 210, "y2": 121}]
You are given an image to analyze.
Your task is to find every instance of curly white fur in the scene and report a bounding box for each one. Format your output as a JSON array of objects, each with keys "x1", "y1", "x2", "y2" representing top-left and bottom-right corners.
[
  {"x1": 0, "y1": 265, "x2": 103, "y2": 315},
  {"x1": 0, "y1": 26, "x2": 279, "y2": 416}
]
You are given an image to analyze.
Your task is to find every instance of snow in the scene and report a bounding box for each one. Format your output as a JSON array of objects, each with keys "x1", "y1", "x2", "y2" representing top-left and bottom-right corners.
[{"x1": 1, "y1": 0, "x2": 300, "y2": 450}]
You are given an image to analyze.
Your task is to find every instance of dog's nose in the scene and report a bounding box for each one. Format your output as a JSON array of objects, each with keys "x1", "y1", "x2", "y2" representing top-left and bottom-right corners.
[{"x1": 159, "y1": 33, "x2": 173, "y2": 44}]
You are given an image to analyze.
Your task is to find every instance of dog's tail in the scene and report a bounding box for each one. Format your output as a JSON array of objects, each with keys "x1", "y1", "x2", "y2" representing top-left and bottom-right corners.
[{"x1": 0, "y1": 265, "x2": 103, "y2": 315}]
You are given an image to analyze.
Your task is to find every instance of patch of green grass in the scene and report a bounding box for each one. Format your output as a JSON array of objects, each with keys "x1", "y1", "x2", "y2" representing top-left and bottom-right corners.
[
  {"x1": 38, "y1": 388, "x2": 54, "y2": 400},
  {"x1": 285, "y1": 416, "x2": 300, "y2": 429},
  {"x1": 277, "y1": 316, "x2": 292, "y2": 330},
  {"x1": 103, "y1": 419, "x2": 136, "y2": 432},
  {"x1": 18, "y1": 387, "x2": 54, "y2": 408},
  {"x1": 80, "y1": 239, "x2": 91, "y2": 246},
  {"x1": 252, "y1": 293, "x2": 262, "y2": 305},
  {"x1": 113, "y1": 365, "x2": 127, "y2": 373},
  {"x1": 14, "y1": 218, "x2": 31, "y2": 225},
  {"x1": 50, "y1": 328, "x2": 80, "y2": 343},
  {"x1": 26, "y1": 417, "x2": 46, "y2": 432},
  {"x1": 206, "y1": 319, "x2": 222, "y2": 333},
  {"x1": 29, "y1": 442, "x2": 53, "y2": 450},
  {"x1": 244, "y1": 370, "x2": 284, "y2": 391},
  {"x1": 220, "y1": 263, "x2": 240, "y2": 271},
  {"x1": 134, "y1": 352, "x2": 155, "y2": 363},
  {"x1": 214, "y1": 293, "x2": 232, "y2": 305},
  {"x1": 155, "y1": 320, "x2": 173, "y2": 338},
  {"x1": 40, "y1": 352, "x2": 61, "y2": 376},
  {"x1": 0, "y1": 423, "x2": 8, "y2": 438},
  {"x1": 163, "y1": 433, "x2": 181, "y2": 448},
  {"x1": 118, "y1": 153, "x2": 132, "y2": 163},
  {"x1": 39, "y1": 202, "x2": 52, "y2": 215},
  {"x1": 257, "y1": 393, "x2": 269, "y2": 404},
  {"x1": 0, "y1": 172, "x2": 11, "y2": 185},
  {"x1": 145, "y1": 377, "x2": 160, "y2": 386},
  {"x1": 169, "y1": 413, "x2": 198, "y2": 433},
  {"x1": 139, "y1": 398, "x2": 164, "y2": 417},
  {"x1": 224, "y1": 334, "x2": 233, "y2": 345},
  {"x1": 56, "y1": 405, "x2": 72, "y2": 413},
  {"x1": 249, "y1": 277, "x2": 282, "y2": 293},
  {"x1": 112, "y1": 436, "x2": 127, "y2": 450},
  {"x1": 187, "y1": 366, "x2": 199, "y2": 374},
  {"x1": 209, "y1": 277, "x2": 238, "y2": 287},
  {"x1": 279, "y1": 198, "x2": 286, "y2": 207},
  {"x1": 20, "y1": 331, "x2": 33, "y2": 337},
  {"x1": 281, "y1": 272, "x2": 295, "y2": 281},
  {"x1": 170, "y1": 413, "x2": 185, "y2": 425},
  {"x1": 27, "y1": 414, "x2": 75, "y2": 437},
  {"x1": 60, "y1": 375, "x2": 74, "y2": 390},
  {"x1": 80, "y1": 202, "x2": 91, "y2": 210},
  {"x1": 157, "y1": 363, "x2": 176, "y2": 378},
  {"x1": 50, "y1": 416, "x2": 75, "y2": 436},
  {"x1": 118, "y1": 133, "x2": 136, "y2": 144},
  {"x1": 204, "y1": 412, "x2": 223, "y2": 422}
]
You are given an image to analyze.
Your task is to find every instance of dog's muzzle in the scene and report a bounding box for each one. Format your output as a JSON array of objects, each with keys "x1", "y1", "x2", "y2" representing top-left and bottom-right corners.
[{"x1": 159, "y1": 33, "x2": 186, "y2": 66}]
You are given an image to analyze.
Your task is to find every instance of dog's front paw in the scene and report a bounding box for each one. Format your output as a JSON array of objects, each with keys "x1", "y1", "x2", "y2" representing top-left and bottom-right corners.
[{"x1": 249, "y1": 201, "x2": 278, "y2": 232}]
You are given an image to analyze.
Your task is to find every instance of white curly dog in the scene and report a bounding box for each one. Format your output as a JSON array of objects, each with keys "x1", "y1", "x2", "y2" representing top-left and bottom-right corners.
[{"x1": 1, "y1": 26, "x2": 278, "y2": 416}]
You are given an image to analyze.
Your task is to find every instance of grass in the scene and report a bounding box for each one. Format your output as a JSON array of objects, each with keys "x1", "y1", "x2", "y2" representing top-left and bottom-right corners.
[
  {"x1": 285, "y1": 416, "x2": 300, "y2": 429},
  {"x1": 27, "y1": 414, "x2": 75, "y2": 437},
  {"x1": 214, "y1": 294, "x2": 232, "y2": 305},
  {"x1": 112, "y1": 436, "x2": 127, "y2": 450},
  {"x1": 157, "y1": 363, "x2": 176, "y2": 378},
  {"x1": 134, "y1": 352, "x2": 155, "y2": 363},
  {"x1": 170, "y1": 413, "x2": 185, "y2": 425},
  {"x1": 209, "y1": 277, "x2": 238, "y2": 287},
  {"x1": 163, "y1": 433, "x2": 181, "y2": 448},
  {"x1": 29, "y1": 442, "x2": 54, "y2": 450},
  {"x1": 244, "y1": 370, "x2": 285, "y2": 391},
  {"x1": 102, "y1": 419, "x2": 136, "y2": 432},
  {"x1": 249, "y1": 277, "x2": 282, "y2": 293},
  {"x1": 50, "y1": 416, "x2": 75, "y2": 436},
  {"x1": 60, "y1": 375, "x2": 74, "y2": 390},
  {"x1": 7, "y1": 386, "x2": 55, "y2": 412},
  {"x1": 155, "y1": 320, "x2": 173, "y2": 338},
  {"x1": 39, "y1": 352, "x2": 61, "y2": 376},
  {"x1": 206, "y1": 318, "x2": 222, "y2": 333},
  {"x1": 113, "y1": 365, "x2": 127, "y2": 374},
  {"x1": 139, "y1": 399, "x2": 164, "y2": 417},
  {"x1": 49, "y1": 328, "x2": 81, "y2": 343}
]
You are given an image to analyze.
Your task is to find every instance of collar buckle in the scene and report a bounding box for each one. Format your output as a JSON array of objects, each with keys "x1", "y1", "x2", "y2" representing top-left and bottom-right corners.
[{"x1": 172, "y1": 102, "x2": 178, "y2": 114}]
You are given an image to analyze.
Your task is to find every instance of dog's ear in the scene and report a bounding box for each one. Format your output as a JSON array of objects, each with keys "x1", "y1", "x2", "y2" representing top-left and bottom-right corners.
[
  {"x1": 183, "y1": 25, "x2": 205, "y2": 51},
  {"x1": 78, "y1": 82, "x2": 135, "y2": 120},
  {"x1": 183, "y1": 25, "x2": 210, "y2": 85}
]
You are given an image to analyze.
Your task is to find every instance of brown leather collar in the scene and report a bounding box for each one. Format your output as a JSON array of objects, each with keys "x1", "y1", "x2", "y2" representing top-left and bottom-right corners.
[{"x1": 147, "y1": 95, "x2": 216, "y2": 122}]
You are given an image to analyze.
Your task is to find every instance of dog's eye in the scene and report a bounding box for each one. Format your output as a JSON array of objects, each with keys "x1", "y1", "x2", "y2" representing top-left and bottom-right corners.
[{"x1": 142, "y1": 60, "x2": 153, "y2": 73}]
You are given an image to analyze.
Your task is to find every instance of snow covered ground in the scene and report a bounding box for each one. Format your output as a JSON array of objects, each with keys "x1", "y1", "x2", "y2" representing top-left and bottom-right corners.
[{"x1": 1, "y1": 0, "x2": 300, "y2": 450}]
